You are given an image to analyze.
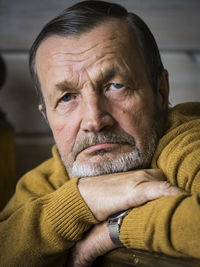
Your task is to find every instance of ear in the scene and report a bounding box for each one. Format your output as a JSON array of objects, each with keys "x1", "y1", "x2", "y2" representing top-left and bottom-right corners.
[
  {"x1": 38, "y1": 104, "x2": 45, "y2": 117},
  {"x1": 38, "y1": 104, "x2": 48, "y2": 122},
  {"x1": 38, "y1": 104, "x2": 49, "y2": 126},
  {"x1": 157, "y1": 69, "x2": 169, "y2": 110}
]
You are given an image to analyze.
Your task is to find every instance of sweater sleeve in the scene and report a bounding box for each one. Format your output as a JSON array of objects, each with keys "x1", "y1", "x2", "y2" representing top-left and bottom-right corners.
[
  {"x1": 0, "y1": 149, "x2": 98, "y2": 266},
  {"x1": 120, "y1": 107, "x2": 200, "y2": 259},
  {"x1": 120, "y1": 193, "x2": 200, "y2": 258},
  {"x1": 151, "y1": 119, "x2": 200, "y2": 193}
]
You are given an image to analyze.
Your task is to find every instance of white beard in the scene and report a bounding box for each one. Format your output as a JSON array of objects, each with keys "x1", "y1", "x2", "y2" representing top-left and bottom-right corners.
[
  {"x1": 70, "y1": 151, "x2": 151, "y2": 178},
  {"x1": 62, "y1": 132, "x2": 157, "y2": 178},
  {"x1": 59, "y1": 106, "x2": 163, "y2": 178}
]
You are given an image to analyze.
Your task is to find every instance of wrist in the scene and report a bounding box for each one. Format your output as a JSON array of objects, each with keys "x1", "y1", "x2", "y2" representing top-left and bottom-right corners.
[{"x1": 107, "y1": 210, "x2": 128, "y2": 247}]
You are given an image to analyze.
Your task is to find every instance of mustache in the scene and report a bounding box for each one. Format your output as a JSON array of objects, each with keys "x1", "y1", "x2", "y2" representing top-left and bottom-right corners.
[{"x1": 72, "y1": 130, "x2": 136, "y2": 161}]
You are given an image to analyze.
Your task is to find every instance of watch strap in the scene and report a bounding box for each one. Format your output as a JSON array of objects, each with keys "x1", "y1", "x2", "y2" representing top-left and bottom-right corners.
[
  {"x1": 107, "y1": 218, "x2": 123, "y2": 246},
  {"x1": 107, "y1": 210, "x2": 128, "y2": 246}
]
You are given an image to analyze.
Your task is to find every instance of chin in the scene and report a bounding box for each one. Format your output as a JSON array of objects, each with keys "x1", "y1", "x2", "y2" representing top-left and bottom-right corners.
[
  {"x1": 68, "y1": 149, "x2": 154, "y2": 178},
  {"x1": 59, "y1": 121, "x2": 160, "y2": 178}
]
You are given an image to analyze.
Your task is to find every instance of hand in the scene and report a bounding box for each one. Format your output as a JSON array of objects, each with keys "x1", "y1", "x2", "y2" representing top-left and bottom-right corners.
[
  {"x1": 78, "y1": 169, "x2": 183, "y2": 221},
  {"x1": 67, "y1": 222, "x2": 117, "y2": 267}
]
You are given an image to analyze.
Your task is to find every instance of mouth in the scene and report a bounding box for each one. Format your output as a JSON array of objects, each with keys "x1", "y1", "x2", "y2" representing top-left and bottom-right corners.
[
  {"x1": 75, "y1": 142, "x2": 132, "y2": 160},
  {"x1": 72, "y1": 132, "x2": 136, "y2": 161},
  {"x1": 84, "y1": 143, "x2": 117, "y2": 153}
]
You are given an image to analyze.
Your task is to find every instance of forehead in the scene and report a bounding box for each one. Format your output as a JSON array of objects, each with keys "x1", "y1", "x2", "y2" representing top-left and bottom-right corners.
[
  {"x1": 36, "y1": 19, "x2": 141, "y2": 67},
  {"x1": 35, "y1": 19, "x2": 146, "y2": 93}
]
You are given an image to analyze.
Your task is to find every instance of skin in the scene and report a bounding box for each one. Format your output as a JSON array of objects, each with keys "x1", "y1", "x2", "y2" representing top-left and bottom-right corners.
[
  {"x1": 36, "y1": 19, "x2": 168, "y2": 171},
  {"x1": 35, "y1": 19, "x2": 182, "y2": 266}
]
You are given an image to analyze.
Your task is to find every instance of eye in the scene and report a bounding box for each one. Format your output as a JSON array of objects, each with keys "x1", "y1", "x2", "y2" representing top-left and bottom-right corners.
[
  {"x1": 61, "y1": 93, "x2": 73, "y2": 102},
  {"x1": 109, "y1": 83, "x2": 124, "y2": 90}
]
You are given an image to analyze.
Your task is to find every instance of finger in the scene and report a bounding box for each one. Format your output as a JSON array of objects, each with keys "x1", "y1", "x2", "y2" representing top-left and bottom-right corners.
[
  {"x1": 129, "y1": 181, "x2": 184, "y2": 207},
  {"x1": 67, "y1": 223, "x2": 116, "y2": 267}
]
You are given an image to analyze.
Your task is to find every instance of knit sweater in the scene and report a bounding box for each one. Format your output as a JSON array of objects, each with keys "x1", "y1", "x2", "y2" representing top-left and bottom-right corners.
[{"x1": 0, "y1": 102, "x2": 200, "y2": 266}]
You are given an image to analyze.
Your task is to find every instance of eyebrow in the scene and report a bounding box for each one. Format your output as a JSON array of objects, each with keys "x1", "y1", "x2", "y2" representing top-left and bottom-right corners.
[
  {"x1": 101, "y1": 68, "x2": 116, "y2": 82},
  {"x1": 55, "y1": 80, "x2": 76, "y2": 93},
  {"x1": 93, "y1": 67, "x2": 119, "y2": 87},
  {"x1": 55, "y1": 67, "x2": 118, "y2": 92}
]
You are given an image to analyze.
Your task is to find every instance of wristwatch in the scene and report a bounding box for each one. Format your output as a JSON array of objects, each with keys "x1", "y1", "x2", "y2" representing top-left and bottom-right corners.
[{"x1": 107, "y1": 210, "x2": 128, "y2": 246}]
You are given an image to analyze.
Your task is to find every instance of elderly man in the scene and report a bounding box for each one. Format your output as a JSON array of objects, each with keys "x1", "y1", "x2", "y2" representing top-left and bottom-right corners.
[{"x1": 1, "y1": 1, "x2": 200, "y2": 266}]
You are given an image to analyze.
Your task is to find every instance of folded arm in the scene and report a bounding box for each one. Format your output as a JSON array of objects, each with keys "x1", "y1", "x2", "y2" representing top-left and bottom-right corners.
[
  {"x1": 0, "y1": 174, "x2": 98, "y2": 266},
  {"x1": 68, "y1": 169, "x2": 183, "y2": 266}
]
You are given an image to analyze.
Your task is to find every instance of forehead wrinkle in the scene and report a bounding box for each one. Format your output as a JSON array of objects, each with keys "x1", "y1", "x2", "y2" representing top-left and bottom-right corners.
[
  {"x1": 119, "y1": 55, "x2": 135, "y2": 77},
  {"x1": 51, "y1": 51, "x2": 133, "y2": 95},
  {"x1": 65, "y1": 65, "x2": 117, "y2": 93},
  {"x1": 64, "y1": 54, "x2": 120, "y2": 90},
  {"x1": 82, "y1": 66, "x2": 120, "y2": 93},
  {"x1": 50, "y1": 36, "x2": 121, "y2": 64},
  {"x1": 64, "y1": 35, "x2": 119, "y2": 56}
]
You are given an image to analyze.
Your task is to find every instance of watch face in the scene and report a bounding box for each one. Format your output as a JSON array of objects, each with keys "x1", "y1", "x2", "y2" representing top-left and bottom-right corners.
[
  {"x1": 107, "y1": 210, "x2": 128, "y2": 246},
  {"x1": 109, "y1": 210, "x2": 128, "y2": 220}
]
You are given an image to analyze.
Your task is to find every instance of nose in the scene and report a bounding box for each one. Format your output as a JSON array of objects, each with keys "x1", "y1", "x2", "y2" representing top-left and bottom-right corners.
[{"x1": 80, "y1": 91, "x2": 115, "y2": 132}]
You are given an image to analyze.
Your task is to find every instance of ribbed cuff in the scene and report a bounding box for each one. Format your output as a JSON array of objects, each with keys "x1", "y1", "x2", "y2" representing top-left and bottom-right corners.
[
  {"x1": 120, "y1": 206, "x2": 148, "y2": 249},
  {"x1": 120, "y1": 194, "x2": 189, "y2": 253},
  {"x1": 43, "y1": 178, "x2": 98, "y2": 241}
]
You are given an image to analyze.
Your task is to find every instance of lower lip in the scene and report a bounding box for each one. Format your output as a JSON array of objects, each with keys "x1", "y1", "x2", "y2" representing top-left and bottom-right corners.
[{"x1": 85, "y1": 143, "x2": 117, "y2": 152}]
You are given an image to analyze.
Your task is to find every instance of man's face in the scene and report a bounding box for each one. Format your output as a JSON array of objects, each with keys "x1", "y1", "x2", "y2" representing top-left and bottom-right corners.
[{"x1": 36, "y1": 19, "x2": 168, "y2": 177}]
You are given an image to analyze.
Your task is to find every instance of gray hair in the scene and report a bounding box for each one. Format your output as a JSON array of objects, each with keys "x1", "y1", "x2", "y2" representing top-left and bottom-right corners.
[{"x1": 29, "y1": 0, "x2": 164, "y2": 107}]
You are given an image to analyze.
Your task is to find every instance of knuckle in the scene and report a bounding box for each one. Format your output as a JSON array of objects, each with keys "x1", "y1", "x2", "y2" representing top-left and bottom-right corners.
[
  {"x1": 72, "y1": 247, "x2": 89, "y2": 267},
  {"x1": 160, "y1": 181, "x2": 171, "y2": 190},
  {"x1": 138, "y1": 169, "x2": 158, "y2": 181},
  {"x1": 145, "y1": 169, "x2": 165, "y2": 181},
  {"x1": 126, "y1": 181, "x2": 147, "y2": 207},
  {"x1": 76, "y1": 254, "x2": 90, "y2": 267},
  {"x1": 159, "y1": 181, "x2": 182, "y2": 195}
]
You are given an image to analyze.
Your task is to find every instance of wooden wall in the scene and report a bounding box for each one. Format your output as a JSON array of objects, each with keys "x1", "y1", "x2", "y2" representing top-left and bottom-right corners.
[{"x1": 0, "y1": 0, "x2": 200, "y2": 181}]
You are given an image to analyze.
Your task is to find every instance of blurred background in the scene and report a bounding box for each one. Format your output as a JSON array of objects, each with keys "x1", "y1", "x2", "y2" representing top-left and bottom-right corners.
[{"x1": 0, "y1": 0, "x2": 200, "y2": 183}]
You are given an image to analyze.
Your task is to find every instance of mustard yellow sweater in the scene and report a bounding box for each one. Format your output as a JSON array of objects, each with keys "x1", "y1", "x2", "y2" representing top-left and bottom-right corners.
[{"x1": 0, "y1": 102, "x2": 200, "y2": 266}]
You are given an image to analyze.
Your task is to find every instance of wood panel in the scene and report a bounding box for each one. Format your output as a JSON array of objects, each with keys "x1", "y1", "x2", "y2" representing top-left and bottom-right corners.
[
  {"x1": 0, "y1": 53, "x2": 49, "y2": 134},
  {"x1": 0, "y1": 0, "x2": 200, "y2": 51},
  {"x1": 98, "y1": 248, "x2": 200, "y2": 266},
  {"x1": 0, "y1": 51, "x2": 199, "y2": 135},
  {"x1": 162, "y1": 52, "x2": 200, "y2": 105},
  {"x1": 15, "y1": 135, "x2": 54, "y2": 179},
  {"x1": 0, "y1": 51, "x2": 199, "y2": 180},
  {"x1": 0, "y1": 118, "x2": 16, "y2": 209}
]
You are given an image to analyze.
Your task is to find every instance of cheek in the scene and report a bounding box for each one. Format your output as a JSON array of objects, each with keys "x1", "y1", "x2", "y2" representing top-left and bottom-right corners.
[
  {"x1": 47, "y1": 112, "x2": 79, "y2": 157},
  {"x1": 112, "y1": 96, "x2": 154, "y2": 136}
]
